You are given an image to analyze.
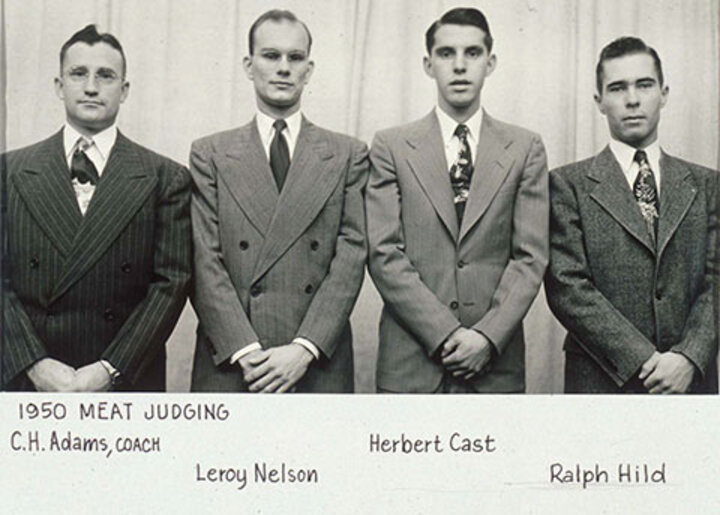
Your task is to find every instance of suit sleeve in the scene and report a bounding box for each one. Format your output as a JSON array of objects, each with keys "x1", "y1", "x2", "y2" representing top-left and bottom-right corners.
[
  {"x1": 366, "y1": 132, "x2": 462, "y2": 356},
  {"x1": 471, "y1": 134, "x2": 549, "y2": 354},
  {"x1": 295, "y1": 140, "x2": 369, "y2": 358},
  {"x1": 545, "y1": 170, "x2": 656, "y2": 386},
  {"x1": 1, "y1": 156, "x2": 48, "y2": 387},
  {"x1": 101, "y1": 163, "x2": 192, "y2": 385},
  {"x1": 188, "y1": 139, "x2": 260, "y2": 365},
  {"x1": 671, "y1": 170, "x2": 719, "y2": 378}
]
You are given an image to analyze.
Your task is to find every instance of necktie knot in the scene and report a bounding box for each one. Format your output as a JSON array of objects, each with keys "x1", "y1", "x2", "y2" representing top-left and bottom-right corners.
[
  {"x1": 273, "y1": 119, "x2": 287, "y2": 133},
  {"x1": 454, "y1": 124, "x2": 469, "y2": 140},
  {"x1": 71, "y1": 137, "x2": 99, "y2": 185},
  {"x1": 633, "y1": 149, "x2": 648, "y2": 166}
]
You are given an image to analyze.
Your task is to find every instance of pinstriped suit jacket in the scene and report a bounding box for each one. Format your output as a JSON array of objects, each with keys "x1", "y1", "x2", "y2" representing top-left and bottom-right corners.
[
  {"x1": 546, "y1": 147, "x2": 718, "y2": 393},
  {"x1": 189, "y1": 117, "x2": 368, "y2": 393},
  {"x1": 366, "y1": 111, "x2": 549, "y2": 393},
  {"x1": 1, "y1": 130, "x2": 192, "y2": 391}
]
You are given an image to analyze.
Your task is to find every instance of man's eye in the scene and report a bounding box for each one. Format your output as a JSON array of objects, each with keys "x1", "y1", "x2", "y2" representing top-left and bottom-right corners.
[
  {"x1": 262, "y1": 52, "x2": 280, "y2": 60},
  {"x1": 69, "y1": 70, "x2": 88, "y2": 79},
  {"x1": 288, "y1": 53, "x2": 305, "y2": 62}
]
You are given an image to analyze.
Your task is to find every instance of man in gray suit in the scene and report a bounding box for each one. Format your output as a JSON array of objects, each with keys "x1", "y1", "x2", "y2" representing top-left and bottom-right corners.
[
  {"x1": 366, "y1": 8, "x2": 549, "y2": 393},
  {"x1": 1, "y1": 25, "x2": 191, "y2": 391},
  {"x1": 190, "y1": 10, "x2": 368, "y2": 393},
  {"x1": 546, "y1": 37, "x2": 718, "y2": 393}
]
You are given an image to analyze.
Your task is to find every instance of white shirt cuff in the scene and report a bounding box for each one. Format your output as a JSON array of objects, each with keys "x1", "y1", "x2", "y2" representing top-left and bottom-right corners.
[
  {"x1": 230, "y1": 342, "x2": 262, "y2": 364},
  {"x1": 292, "y1": 338, "x2": 319, "y2": 360}
]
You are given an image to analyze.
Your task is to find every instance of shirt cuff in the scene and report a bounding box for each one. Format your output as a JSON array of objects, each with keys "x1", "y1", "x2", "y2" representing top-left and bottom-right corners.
[
  {"x1": 292, "y1": 338, "x2": 319, "y2": 360},
  {"x1": 230, "y1": 342, "x2": 262, "y2": 364},
  {"x1": 99, "y1": 359, "x2": 121, "y2": 384}
]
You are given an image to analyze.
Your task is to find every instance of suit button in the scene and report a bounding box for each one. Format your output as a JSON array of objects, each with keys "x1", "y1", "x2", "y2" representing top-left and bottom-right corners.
[
  {"x1": 310, "y1": 240, "x2": 319, "y2": 251},
  {"x1": 457, "y1": 260, "x2": 466, "y2": 269},
  {"x1": 450, "y1": 301, "x2": 459, "y2": 310},
  {"x1": 305, "y1": 284, "x2": 314, "y2": 294},
  {"x1": 655, "y1": 290, "x2": 663, "y2": 300},
  {"x1": 104, "y1": 309, "x2": 115, "y2": 321},
  {"x1": 120, "y1": 262, "x2": 132, "y2": 273},
  {"x1": 250, "y1": 284, "x2": 262, "y2": 297},
  {"x1": 29, "y1": 257, "x2": 39, "y2": 269},
  {"x1": 46, "y1": 308, "x2": 56, "y2": 317},
  {"x1": 239, "y1": 240, "x2": 249, "y2": 250}
]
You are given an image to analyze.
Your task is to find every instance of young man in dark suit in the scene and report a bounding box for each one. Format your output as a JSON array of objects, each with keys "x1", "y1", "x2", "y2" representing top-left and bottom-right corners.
[
  {"x1": 366, "y1": 8, "x2": 549, "y2": 393},
  {"x1": 546, "y1": 37, "x2": 718, "y2": 393},
  {"x1": 1, "y1": 25, "x2": 192, "y2": 391},
  {"x1": 189, "y1": 10, "x2": 368, "y2": 393}
]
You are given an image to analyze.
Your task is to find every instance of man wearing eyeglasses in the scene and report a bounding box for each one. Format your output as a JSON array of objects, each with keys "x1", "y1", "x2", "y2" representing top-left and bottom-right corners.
[
  {"x1": 1, "y1": 25, "x2": 192, "y2": 391},
  {"x1": 190, "y1": 10, "x2": 368, "y2": 393}
]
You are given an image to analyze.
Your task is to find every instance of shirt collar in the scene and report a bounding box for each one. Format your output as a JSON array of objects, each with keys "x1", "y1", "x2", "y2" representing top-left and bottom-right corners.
[
  {"x1": 255, "y1": 109, "x2": 303, "y2": 148},
  {"x1": 63, "y1": 123, "x2": 118, "y2": 161},
  {"x1": 435, "y1": 106, "x2": 484, "y2": 145},
  {"x1": 609, "y1": 138, "x2": 661, "y2": 175}
]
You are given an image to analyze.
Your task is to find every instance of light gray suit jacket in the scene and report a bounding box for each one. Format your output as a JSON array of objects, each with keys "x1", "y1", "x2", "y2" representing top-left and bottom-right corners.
[
  {"x1": 546, "y1": 147, "x2": 718, "y2": 393},
  {"x1": 366, "y1": 111, "x2": 549, "y2": 392},
  {"x1": 189, "y1": 117, "x2": 368, "y2": 393}
]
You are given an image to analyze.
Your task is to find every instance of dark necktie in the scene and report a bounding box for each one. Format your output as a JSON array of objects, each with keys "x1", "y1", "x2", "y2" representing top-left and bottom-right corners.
[
  {"x1": 632, "y1": 149, "x2": 659, "y2": 241},
  {"x1": 270, "y1": 119, "x2": 290, "y2": 191},
  {"x1": 71, "y1": 138, "x2": 99, "y2": 185},
  {"x1": 449, "y1": 124, "x2": 474, "y2": 223}
]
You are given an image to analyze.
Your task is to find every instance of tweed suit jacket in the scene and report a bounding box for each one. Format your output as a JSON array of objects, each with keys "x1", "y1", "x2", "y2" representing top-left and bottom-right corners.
[
  {"x1": 366, "y1": 111, "x2": 549, "y2": 393},
  {"x1": 1, "y1": 130, "x2": 192, "y2": 391},
  {"x1": 545, "y1": 146, "x2": 718, "y2": 393},
  {"x1": 189, "y1": 117, "x2": 368, "y2": 393}
]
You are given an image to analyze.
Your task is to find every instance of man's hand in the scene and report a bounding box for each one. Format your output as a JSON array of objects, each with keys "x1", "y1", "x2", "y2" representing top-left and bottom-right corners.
[
  {"x1": 72, "y1": 362, "x2": 112, "y2": 392},
  {"x1": 26, "y1": 358, "x2": 77, "y2": 392},
  {"x1": 441, "y1": 328, "x2": 494, "y2": 380},
  {"x1": 243, "y1": 344, "x2": 314, "y2": 393},
  {"x1": 639, "y1": 351, "x2": 696, "y2": 394}
]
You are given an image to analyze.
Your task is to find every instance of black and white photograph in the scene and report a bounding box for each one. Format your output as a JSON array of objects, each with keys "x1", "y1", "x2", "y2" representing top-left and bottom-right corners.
[{"x1": 1, "y1": 0, "x2": 718, "y2": 512}]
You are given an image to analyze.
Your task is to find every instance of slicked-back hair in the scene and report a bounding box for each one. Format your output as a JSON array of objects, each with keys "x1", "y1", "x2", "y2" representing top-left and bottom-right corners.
[
  {"x1": 60, "y1": 24, "x2": 127, "y2": 78},
  {"x1": 248, "y1": 9, "x2": 313, "y2": 55},
  {"x1": 425, "y1": 7, "x2": 493, "y2": 55},
  {"x1": 596, "y1": 37, "x2": 664, "y2": 93}
]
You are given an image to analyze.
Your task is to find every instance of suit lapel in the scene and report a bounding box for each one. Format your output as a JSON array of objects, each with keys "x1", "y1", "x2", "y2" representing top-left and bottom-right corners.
[
  {"x1": 219, "y1": 121, "x2": 277, "y2": 235},
  {"x1": 252, "y1": 119, "x2": 339, "y2": 282},
  {"x1": 656, "y1": 152, "x2": 696, "y2": 257},
  {"x1": 459, "y1": 113, "x2": 514, "y2": 242},
  {"x1": 588, "y1": 146, "x2": 655, "y2": 254},
  {"x1": 50, "y1": 132, "x2": 157, "y2": 302},
  {"x1": 11, "y1": 131, "x2": 81, "y2": 256},
  {"x1": 405, "y1": 113, "x2": 459, "y2": 241}
]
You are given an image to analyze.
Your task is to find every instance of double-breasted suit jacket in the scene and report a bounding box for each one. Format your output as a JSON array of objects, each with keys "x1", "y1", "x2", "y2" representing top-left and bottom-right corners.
[
  {"x1": 366, "y1": 111, "x2": 549, "y2": 393},
  {"x1": 2, "y1": 130, "x2": 192, "y2": 391},
  {"x1": 545, "y1": 147, "x2": 718, "y2": 393},
  {"x1": 190, "y1": 117, "x2": 368, "y2": 393}
]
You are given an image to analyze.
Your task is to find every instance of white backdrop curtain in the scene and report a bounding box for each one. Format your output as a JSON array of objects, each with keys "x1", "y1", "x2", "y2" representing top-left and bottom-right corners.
[{"x1": 2, "y1": 0, "x2": 718, "y2": 392}]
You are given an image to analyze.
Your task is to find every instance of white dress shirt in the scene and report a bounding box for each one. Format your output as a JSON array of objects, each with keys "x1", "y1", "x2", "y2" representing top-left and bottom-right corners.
[
  {"x1": 231, "y1": 110, "x2": 319, "y2": 365},
  {"x1": 435, "y1": 106, "x2": 484, "y2": 172},
  {"x1": 63, "y1": 123, "x2": 118, "y2": 215},
  {"x1": 609, "y1": 138, "x2": 662, "y2": 194}
]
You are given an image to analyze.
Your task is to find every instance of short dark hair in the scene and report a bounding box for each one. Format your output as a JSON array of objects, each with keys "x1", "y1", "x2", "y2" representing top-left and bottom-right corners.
[
  {"x1": 248, "y1": 9, "x2": 313, "y2": 55},
  {"x1": 596, "y1": 37, "x2": 663, "y2": 93},
  {"x1": 425, "y1": 7, "x2": 493, "y2": 55},
  {"x1": 60, "y1": 24, "x2": 126, "y2": 77}
]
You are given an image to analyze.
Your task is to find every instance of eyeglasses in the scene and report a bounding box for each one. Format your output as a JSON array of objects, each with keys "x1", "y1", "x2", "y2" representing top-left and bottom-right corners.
[{"x1": 64, "y1": 67, "x2": 121, "y2": 85}]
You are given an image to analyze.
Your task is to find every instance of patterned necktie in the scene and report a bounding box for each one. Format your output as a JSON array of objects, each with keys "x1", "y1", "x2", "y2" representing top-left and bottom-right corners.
[
  {"x1": 449, "y1": 124, "x2": 474, "y2": 223},
  {"x1": 270, "y1": 119, "x2": 290, "y2": 191},
  {"x1": 71, "y1": 137, "x2": 99, "y2": 185},
  {"x1": 632, "y1": 149, "x2": 659, "y2": 240}
]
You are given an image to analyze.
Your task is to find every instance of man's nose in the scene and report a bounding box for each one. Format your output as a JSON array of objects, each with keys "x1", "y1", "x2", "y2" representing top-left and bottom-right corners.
[
  {"x1": 83, "y1": 75, "x2": 100, "y2": 94},
  {"x1": 453, "y1": 54, "x2": 467, "y2": 73},
  {"x1": 625, "y1": 86, "x2": 640, "y2": 107},
  {"x1": 277, "y1": 56, "x2": 291, "y2": 75}
]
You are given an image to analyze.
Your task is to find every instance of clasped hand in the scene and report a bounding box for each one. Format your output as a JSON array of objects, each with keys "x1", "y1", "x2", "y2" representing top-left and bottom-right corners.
[
  {"x1": 238, "y1": 344, "x2": 314, "y2": 393},
  {"x1": 27, "y1": 358, "x2": 112, "y2": 392},
  {"x1": 638, "y1": 351, "x2": 696, "y2": 394},
  {"x1": 441, "y1": 327, "x2": 494, "y2": 381}
]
